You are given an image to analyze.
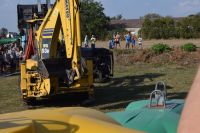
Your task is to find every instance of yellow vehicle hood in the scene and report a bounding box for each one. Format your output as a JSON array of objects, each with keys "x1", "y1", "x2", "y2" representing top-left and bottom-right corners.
[{"x1": 0, "y1": 107, "x2": 144, "y2": 133}]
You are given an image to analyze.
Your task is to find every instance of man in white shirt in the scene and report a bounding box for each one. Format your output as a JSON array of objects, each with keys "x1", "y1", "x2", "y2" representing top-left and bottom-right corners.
[
  {"x1": 90, "y1": 35, "x2": 96, "y2": 49},
  {"x1": 138, "y1": 37, "x2": 143, "y2": 48}
]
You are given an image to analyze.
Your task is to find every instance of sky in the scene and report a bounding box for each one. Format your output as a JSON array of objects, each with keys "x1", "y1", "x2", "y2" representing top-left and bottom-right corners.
[{"x1": 1, "y1": 0, "x2": 200, "y2": 32}]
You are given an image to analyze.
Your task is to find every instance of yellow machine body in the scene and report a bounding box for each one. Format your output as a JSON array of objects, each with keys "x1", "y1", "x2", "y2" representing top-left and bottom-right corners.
[
  {"x1": 20, "y1": 0, "x2": 94, "y2": 99},
  {"x1": 0, "y1": 107, "x2": 144, "y2": 133}
]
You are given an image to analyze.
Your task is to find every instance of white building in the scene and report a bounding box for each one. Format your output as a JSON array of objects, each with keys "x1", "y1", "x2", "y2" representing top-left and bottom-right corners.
[{"x1": 110, "y1": 19, "x2": 143, "y2": 36}]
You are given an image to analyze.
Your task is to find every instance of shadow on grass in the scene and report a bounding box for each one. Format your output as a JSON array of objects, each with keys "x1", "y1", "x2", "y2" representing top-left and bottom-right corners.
[
  {"x1": 25, "y1": 73, "x2": 187, "y2": 110},
  {"x1": 94, "y1": 73, "x2": 187, "y2": 110},
  {"x1": 25, "y1": 93, "x2": 89, "y2": 109},
  {"x1": 168, "y1": 92, "x2": 187, "y2": 99}
]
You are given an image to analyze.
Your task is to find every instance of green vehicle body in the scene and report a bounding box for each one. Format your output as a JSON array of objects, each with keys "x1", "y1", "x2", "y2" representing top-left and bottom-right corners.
[{"x1": 107, "y1": 82, "x2": 184, "y2": 133}]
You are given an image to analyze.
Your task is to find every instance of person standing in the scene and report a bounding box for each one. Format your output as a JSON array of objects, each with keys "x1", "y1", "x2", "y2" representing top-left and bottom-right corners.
[
  {"x1": 138, "y1": 36, "x2": 143, "y2": 48},
  {"x1": 108, "y1": 39, "x2": 114, "y2": 49},
  {"x1": 21, "y1": 35, "x2": 26, "y2": 52},
  {"x1": 112, "y1": 33, "x2": 116, "y2": 47},
  {"x1": 131, "y1": 33, "x2": 136, "y2": 49},
  {"x1": 115, "y1": 32, "x2": 121, "y2": 48},
  {"x1": 124, "y1": 32, "x2": 131, "y2": 49},
  {"x1": 19, "y1": 28, "x2": 26, "y2": 52},
  {"x1": 0, "y1": 45, "x2": 4, "y2": 73},
  {"x1": 90, "y1": 35, "x2": 96, "y2": 49},
  {"x1": 84, "y1": 35, "x2": 89, "y2": 48}
]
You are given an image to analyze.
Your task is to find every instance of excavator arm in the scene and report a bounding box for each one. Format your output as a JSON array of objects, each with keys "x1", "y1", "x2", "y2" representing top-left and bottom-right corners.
[{"x1": 36, "y1": 0, "x2": 81, "y2": 77}]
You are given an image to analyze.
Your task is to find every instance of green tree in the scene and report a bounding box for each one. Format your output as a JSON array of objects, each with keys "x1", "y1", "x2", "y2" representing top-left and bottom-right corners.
[
  {"x1": 140, "y1": 18, "x2": 152, "y2": 39},
  {"x1": 140, "y1": 13, "x2": 200, "y2": 39},
  {"x1": 176, "y1": 15, "x2": 200, "y2": 38},
  {"x1": 162, "y1": 17, "x2": 175, "y2": 39},
  {"x1": 143, "y1": 13, "x2": 162, "y2": 19},
  {"x1": 111, "y1": 14, "x2": 123, "y2": 20},
  {"x1": 140, "y1": 15, "x2": 177, "y2": 39},
  {"x1": 178, "y1": 17, "x2": 193, "y2": 38},
  {"x1": 80, "y1": 0, "x2": 110, "y2": 40}
]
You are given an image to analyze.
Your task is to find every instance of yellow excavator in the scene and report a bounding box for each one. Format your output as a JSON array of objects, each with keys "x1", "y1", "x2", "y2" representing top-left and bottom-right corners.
[{"x1": 20, "y1": 0, "x2": 93, "y2": 101}]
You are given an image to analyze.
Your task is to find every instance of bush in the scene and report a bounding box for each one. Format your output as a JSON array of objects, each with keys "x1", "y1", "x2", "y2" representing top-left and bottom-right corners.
[
  {"x1": 151, "y1": 43, "x2": 171, "y2": 54},
  {"x1": 181, "y1": 43, "x2": 197, "y2": 52}
]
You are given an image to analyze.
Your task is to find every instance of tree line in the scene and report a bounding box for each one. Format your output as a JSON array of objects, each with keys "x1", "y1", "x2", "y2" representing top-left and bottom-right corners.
[
  {"x1": 80, "y1": 0, "x2": 125, "y2": 40},
  {"x1": 80, "y1": 0, "x2": 200, "y2": 40},
  {"x1": 80, "y1": 0, "x2": 110, "y2": 40},
  {"x1": 139, "y1": 13, "x2": 200, "y2": 39}
]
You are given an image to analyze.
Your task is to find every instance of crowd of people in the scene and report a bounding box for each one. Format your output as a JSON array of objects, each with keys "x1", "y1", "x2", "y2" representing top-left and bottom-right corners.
[
  {"x1": 0, "y1": 40, "x2": 23, "y2": 74},
  {"x1": 109, "y1": 32, "x2": 143, "y2": 49},
  {"x1": 82, "y1": 32, "x2": 143, "y2": 50}
]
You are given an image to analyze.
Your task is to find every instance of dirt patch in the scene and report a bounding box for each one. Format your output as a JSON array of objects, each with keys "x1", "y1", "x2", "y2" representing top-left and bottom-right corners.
[{"x1": 114, "y1": 48, "x2": 200, "y2": 66}]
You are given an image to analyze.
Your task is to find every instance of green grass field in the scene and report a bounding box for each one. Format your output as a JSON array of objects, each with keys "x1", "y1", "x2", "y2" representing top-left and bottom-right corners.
[
  {"x1": 94, "y1": 63, "x2": 198, "y2": 112},
  {"x1": 0, "y1": 76, "x2": 26, "y2": 114},
  {"x1": 0, "y1": 62, "x2": 198, "y2": 114}
]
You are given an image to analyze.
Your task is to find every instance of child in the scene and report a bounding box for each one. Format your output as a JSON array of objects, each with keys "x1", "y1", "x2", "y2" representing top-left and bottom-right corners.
[
  {"x1": 131, "y1": 35, "x2": 136, "y2": 49},
  {"x1": 138, "y1": 37, "x2": 143, "y2": 48},
  {"x1": 109, "y1": 39, "x2": 114, "y2": 49},
  {"x1": 114, "y1": 32, "x2": 121, "y2": 48},
  {"x1": 124, "y1": 32, "x2": 131, "y2": 49}
]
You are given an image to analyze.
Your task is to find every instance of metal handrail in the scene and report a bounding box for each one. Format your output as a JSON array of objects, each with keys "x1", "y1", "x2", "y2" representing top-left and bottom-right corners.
[
  {"x1": 149, "y1": 90, "x2": 166, "y2": 108},
  {"x1": 155, "y1": 81, "x2": 167, "y2": 99}
]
